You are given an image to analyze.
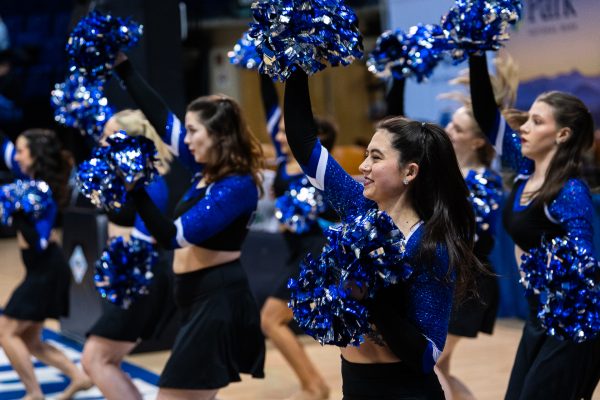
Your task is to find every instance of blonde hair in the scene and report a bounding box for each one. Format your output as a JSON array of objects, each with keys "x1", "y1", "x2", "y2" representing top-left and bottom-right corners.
[
  {"x1": 111, "y1": 109, "x2": 173, "y2": 173},
  {"x1": 439, "y1": 53, "x2": 522, "y2": 165},
  {"x1": 440, "y1": 53, "x2": 520, "y2": 111}
]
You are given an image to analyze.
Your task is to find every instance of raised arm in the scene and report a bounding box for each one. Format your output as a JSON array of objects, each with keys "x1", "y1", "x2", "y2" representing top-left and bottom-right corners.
[
  {"x1": 469, "y1": 54, "x2": 531, "y2": 173},
  {"x1": 284, "y1": 71, "x2": 375, "y2": 221},
  {"x1": 1, "y1": 133, "x2": 26, "y2": 178},
  {"x1": 259, "y1": 74, "x2": 284, "y2": 162},
  {"x1": 114, "y1": 58, "x2": 200, "y2": 173},
  {"x1": 130, "y1": 175, "x2": 257, "y2": 250},
  {"x1": 385, "y1": 77, "x2": 405, "y2": 117}
]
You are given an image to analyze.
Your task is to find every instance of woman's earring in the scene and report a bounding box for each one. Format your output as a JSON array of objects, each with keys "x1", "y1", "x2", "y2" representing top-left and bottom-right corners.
[{"x1": 403, "y1": 178, "x2": 409, "y2": 186}]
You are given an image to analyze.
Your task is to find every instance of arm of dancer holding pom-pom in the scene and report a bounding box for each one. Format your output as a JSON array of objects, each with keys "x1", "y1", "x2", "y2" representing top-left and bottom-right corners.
[
  {"x1": 469, "y1": 54, "x2": 532, "y2": 174},
  {"x1": 385, "y1": 77, "x2": 405, "y2": 118},
  {"x1": 548, "y1": 179, "x2": 595, "y2": 253},
  {"x1": 130, "y1": 175, "x2": 169, "y2": 244},
  {"x1": 129, "y1": 175, "x2": 257, "y2": 250},
  {"x1": 11, "y1": 204, "x2": 57, "y2": 251},
  {"x1": 114, "y1": 54, "x2": 200, "y2": 174},
  {"x1": 0, "y1": 133, "x2": 27, "y2": 178},
  {"x1": 260, "y1": 74, "x2": 284, "y2": 163},
  {"x1": 368, "y1": 245, "x2": 452, "y2": 374},
  {"x1": 284, "y1": 71, "x2": 375, "y2": 221}
]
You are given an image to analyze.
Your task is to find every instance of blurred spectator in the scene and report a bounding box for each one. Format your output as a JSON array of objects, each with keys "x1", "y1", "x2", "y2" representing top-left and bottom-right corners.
[{"x1": 0, "y1": 16, "x2": 23, "y2": 133}]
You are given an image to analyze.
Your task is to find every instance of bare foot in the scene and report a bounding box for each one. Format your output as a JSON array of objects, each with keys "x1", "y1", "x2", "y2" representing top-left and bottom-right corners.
[
  {"x1": 55, "y1": 378, "x2": 93, "y2": 400},
  {"x1": 286, "y1": 384, "x2": 330, "y2": 400},
  {"x1": 22, "y1": 394, "x2": 44, "y2": 400}
]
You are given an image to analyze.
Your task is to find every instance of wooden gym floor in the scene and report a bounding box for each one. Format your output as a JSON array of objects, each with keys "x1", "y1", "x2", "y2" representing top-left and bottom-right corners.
[{"x1": 1, "y1": 238, "x2": 598, "y2": 400}]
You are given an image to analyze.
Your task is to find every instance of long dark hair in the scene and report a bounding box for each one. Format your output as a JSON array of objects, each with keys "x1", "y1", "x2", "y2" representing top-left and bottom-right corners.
[
  {"x1": 22, "y1": 129, "x2": 73, "y2": 208},
  {"x1": 377, "y1": 117, "x2": 481, "y2": 298},
  {"x1": 531, "y1": 92, "x2": 595, "y2": 206},
  {"x1": 187, "y1": 95, "x2": 264, "y2": 193}
]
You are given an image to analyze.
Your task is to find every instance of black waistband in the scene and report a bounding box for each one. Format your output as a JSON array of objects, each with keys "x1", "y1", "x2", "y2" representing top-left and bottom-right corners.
[
  {"x1": 341, "y1": 356, "x2": 415, "y2": 379},
  {"x1": 173, "y1": 260, "x2": 248, "y2": 307},
  {"x1": 341, "y1": 356, "x2": 444, "y2": 399}
]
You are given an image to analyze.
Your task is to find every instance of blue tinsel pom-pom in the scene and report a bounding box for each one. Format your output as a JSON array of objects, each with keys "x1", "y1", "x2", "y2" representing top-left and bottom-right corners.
[
  {"x1": 77, "y1": 132, "x2": 157, "y2": 211},
  {"x1": 0, "y1": 180, "x2": 53, "y2": 226},
  {"x1": 275, "y1": 177, "x2": 326, "y2": 234},
  {"x1": 229, "y1": 31, "x2": 262, "y2": 70},
  {"x1": 95, "y1": 236, "x2": 157, "y2": 309},
  {"x1": 465, "y1": 170, "x2": 503, "y2": 242},
  {"x1": 289, "y1": 209, "x2": 411, "y2": 346},
  {"x1": 520, "y1": 236, "x2": 600, "y2": 343},
  {"x1": 441, "y1": 0, "x2": 523, "y2": 62},
  {"x1": 248, "y1": 0, "x2": 363, "y2": 81},
  {"x1": 51, "y1": 70, "x2": 114, "y2": 141},
  {"x1": 367, "y1": 24, "x2": 448, "y2": 82},
  {"x1": 103, "y1": 131, "x2": 158, "y2": 186},
  {"x1": 66, "y1": 10, "x2": 143, "y2": 82}
]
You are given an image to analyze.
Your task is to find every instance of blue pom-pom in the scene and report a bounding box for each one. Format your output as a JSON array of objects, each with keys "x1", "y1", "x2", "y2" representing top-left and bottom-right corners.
[
  {"x1": 441, "y1": 0, "x2": 523, "y2": 62},
  {"x1": 228, "y1": 31, "x2": 261, "y2": 70},
  {"x1": 51, "y1": 70, "x2": 114, "y2": 141},
  {"x1": 520, "y1": 236, "x2": 600, "y2": 343},
  {"x1": 67, "y1": 10, "x2": 143, "y2": 82},
  {"x1": 95, "y1": 236, "x2": 157, "y2": 309},
  {"x1": 288, "y1": 209, "x2": 411, "y2": 346},
  {"x1": 275, "y1": 177, "x2": 326, "y2": 233},
  {"x1": 77, "y1": 133, "x2": 157, "y2": 211},
  {"x1": 0, "y1": 180, "x2": 53, "y2": 226},
  {"x1": 248, "y1": 0, "x2": 363, "y2": 81},
  {"x1": 77, "y1": 154, "x2": 127, "y2": 210},
  {"x1": 367, "y1": 24, "x2": 448, "y2": 82},
  {"x1": 465, "y1": 170, "x2": 503, "y2": 242},
  {"x1": 104, "y1": 131, "x2": 158, "y2": 186}
]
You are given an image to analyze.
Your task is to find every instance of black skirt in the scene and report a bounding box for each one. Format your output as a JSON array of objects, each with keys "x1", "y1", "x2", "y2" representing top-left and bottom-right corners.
[
  {"x1": 341, "y1": 357, "x2": 445, "y2": 400},
  {"x1": 505, "y1": 319, "x2": 600, "y2": 400},
  {"x1": 87, "y1": 250, "x2": 175, "y2": 342},
  {"x1": 272, "y1": 230, "x2": 326, "y2": 301},
  {"x1": 158, "y1": 260, "x2": 265, "y2": 390},
  {"x1": 448, "y1": 263, "x2": 499, "y2": 337},
  {"x1": 4, "y1": 243, "x2": 71, "y2": 321}
]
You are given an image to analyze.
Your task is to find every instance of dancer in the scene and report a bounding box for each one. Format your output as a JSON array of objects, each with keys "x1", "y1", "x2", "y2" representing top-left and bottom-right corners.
[
  {"x1": 81, "y1": 109, "x2": 172, "y2": 400},
  {"x1": 435, "y1": 57, "x2": 519, "y2": 400},
  {"x1": 259, "y1": 74, "x2": 336, "y2": 400},
  {"x1": 284, "y1": 70, "x2": 480, "y2": 399},
  {"x1": 469, "y1": 53, "x2": 600, "y2": 400},
  {"x1": 0, "y1": 130, "x2": 92, "y2": 400},
  {"x1": 113, "y1": 53, "x2": 265, "y2": 400}
]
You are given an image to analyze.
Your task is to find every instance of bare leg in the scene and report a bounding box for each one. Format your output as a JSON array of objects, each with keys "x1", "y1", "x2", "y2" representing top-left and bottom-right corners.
[
  {"x1": 21, "y1": 324, "x2": 92, "y2": 400},
  {"x1": 0, "y1": 316, "x2": 44, "y2": 399},
  {"x1": 436, "y1": 335, "x2": 476, "y2": 400},
  {"x1": 156, "y1": 388, "x2": 218, "y2": 400},
  {"x1": 261, "y1": 297, "x2": 329, "y2": 400},
  {"x1": 81, "y1": 336, "x2": 140, "y2": 400}
]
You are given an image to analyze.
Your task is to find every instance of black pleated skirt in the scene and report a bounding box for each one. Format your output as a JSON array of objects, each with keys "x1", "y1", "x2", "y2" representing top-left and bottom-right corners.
[
  {"x1": 158, "y1": 260, "x2": 265, "y2": 390},
  {"x1": 448, "y1": 264, "x2": 499, "y2": 337},
  {"x1": 4, "y1": 243, "x2": 71, "y2": 321}
]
